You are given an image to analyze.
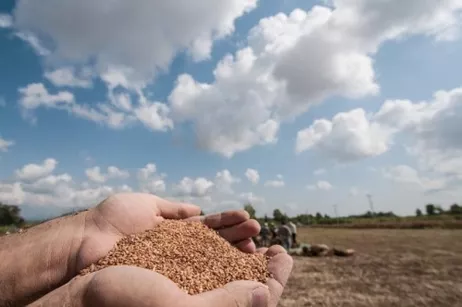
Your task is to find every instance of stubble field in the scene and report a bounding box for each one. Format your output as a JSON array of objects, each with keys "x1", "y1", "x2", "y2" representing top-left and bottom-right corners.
[{"x1": 280, "y1": 228, "x2": 462, "y2": 306}]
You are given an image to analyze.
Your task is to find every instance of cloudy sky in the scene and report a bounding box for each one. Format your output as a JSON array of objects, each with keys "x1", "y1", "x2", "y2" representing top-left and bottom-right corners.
[{"x1": 1, "y1": 0, "x2": 462, "y2": 220}]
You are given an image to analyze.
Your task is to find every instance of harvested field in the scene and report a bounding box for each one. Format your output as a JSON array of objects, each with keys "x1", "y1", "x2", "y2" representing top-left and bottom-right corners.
[{"x1": 280, "y1": 228, "x2": 462, "y2": 307}]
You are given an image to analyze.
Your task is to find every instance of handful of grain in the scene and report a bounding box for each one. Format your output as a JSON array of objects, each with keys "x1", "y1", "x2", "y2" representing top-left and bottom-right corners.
[{"x1": 80, "y1": 220, "x2": 271, "y2": 294}]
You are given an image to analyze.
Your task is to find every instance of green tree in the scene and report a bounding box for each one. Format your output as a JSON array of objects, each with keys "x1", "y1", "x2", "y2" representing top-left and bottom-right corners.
[
  {"x1": 416, "y1": 208, "x2": 423, "y2": 216},
  {"x1": 0, "y1": 203, "x2": 25, "y2": 226},
  {"x1": 273, "y1": 209, "x2": 284, "y2": 223},
  {"x1": 449, "y1": 203, "x2": 462, "y2": 215},
  {"x1": 435, "y1": 205, "x2": 444, "y2": 215},
  {"x1": 315, "y1": 212, "x2": 322, "y2": 220},
  {"x1": 244, "y1": 204, "x2": 256, "y2": 219},
  {"x1": 426, "y1": 204, "x2": 435, "y2": 216}
]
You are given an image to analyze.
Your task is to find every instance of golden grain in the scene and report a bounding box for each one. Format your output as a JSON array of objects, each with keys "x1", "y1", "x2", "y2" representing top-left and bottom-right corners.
[{"x1": 80, "y1": 220, "x2": 271, "y2": 294}]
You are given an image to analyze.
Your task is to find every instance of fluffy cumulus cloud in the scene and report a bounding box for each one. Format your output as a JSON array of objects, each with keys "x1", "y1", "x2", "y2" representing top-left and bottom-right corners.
[
  {"x1": 0, "y1": 13, "x2": 13, "y2": 28},
  {"x1": 239, "y1": 192, "x2": 265, "y2": 204},
  {"x1": 264, "y1": 174, "x2": 285, "y2": 188},
  {"x1": 8, "y1": 1, "x2": 462, "y2": 157},
  {"x1": 245, "y1": 168, "x2": 260, "y2": 185},
  {"x1": 382, "y1": 165, "x2": 446, "y2": 192},
  {"x1": 215, "y1": 169, "x2": 240, "y2": 194},
  {"x1": 15, "y1": 158, "x2": 57, "y2": 181},
  {"x1": 13, "y1": 0, "x2": 257, "y2": 85},
  {"x1": 173, "y1": 177, "x2": 214, "y2": 198},
  {"x1": 44, "y1": 67, "x2": 93, "y2": 88},
  {"x1": 298, "y1": 84, "x2": 462, "y2": 192},
  {"x1": 137, "y1": 163, "x2": 166, "y2": 194},
  {"x1": 12, "y1": 0, "x2": 256, "y2": 135},
  {"x1": 297, "y1": 86, "x2": 462, "y2": 171},
  {"x1": 17, "y1": 82, "x2": 173, "y2": 131},
  {"x1": 0, "y1": 136, "x2": 15, "y2": 152},
  {"x1": 377, "y1": 87, "x2": 462, "y2": 190},
  {"x1": 0, "y1": 158, "x2": 133, "y2": 208},
  {"x1": 296, "y1": 108, "x2": 393, "y2": 162},
  {"x1": 85, "y1": 166, "x2": 130, "y2": 183},
  {"x1": 307, "y1": 180, "x2": 333, "y2": 191},
  {"x1": 168, "y1": 0, "x2": 462, "y2": 157}
]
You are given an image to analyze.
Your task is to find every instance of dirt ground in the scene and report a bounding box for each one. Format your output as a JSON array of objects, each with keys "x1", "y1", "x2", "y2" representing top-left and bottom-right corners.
[{"x1": 280, "y1": 228, "x2": 462, "y2": 307}]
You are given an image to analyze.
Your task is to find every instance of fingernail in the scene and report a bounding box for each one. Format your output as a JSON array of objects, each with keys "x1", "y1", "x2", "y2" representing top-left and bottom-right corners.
[{"x1": 252, "y1": 286, "x2": 269, "y2": 307}]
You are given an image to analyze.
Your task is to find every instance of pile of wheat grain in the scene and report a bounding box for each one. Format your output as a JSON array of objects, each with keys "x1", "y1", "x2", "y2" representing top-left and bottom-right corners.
[{"x1": 80, "y1": 220, "x2": 271, "y2": 294}]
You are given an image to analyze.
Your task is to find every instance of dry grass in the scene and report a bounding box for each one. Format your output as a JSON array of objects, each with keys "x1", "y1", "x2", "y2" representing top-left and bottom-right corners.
[{"x1": 280, "y1": 228, "x2": 462, "y2": 307}]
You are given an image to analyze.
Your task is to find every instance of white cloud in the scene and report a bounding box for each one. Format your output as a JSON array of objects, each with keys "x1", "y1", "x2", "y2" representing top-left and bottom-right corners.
[
  {"x1": 0, "y1": 14, "x2": 12, "y2": 28},
  {"x1": 14, "y1": 31, "x2": 50, "y2": 56},
  {"x1": 0, "y1": 183, "x2": 26, "y2": 205},
  {"x1": 349, "y1": 187, "x2": 359, "y2": 196},
  {"x1": 383, "y1": 165, "x2": 446, "y2": 191},
  {"x1": 168, "y1": 1, "x2": 462, "y2": 157},
  {"x1": 133, "y1": 101, "x2": 173, "y2": 132},
  {"x1": 137, "y1": 163, "x2": 158, "y2": 182},
  {"x1": 15, "y1": 158, "x2": 57, "y2": 181},
  {"x1": 13, "y1": 0, "x2": 257, "y2": 85},
  {"x1": 313, "y1": 168, "x2": 326, "y2": 175},
  {"x1": 19, "y1": 83, "x2": 74, "y2": 110},
  {"x1": 239, "y1": 192, "x2": 265, "y2": 204},
  {"x1": 245, "y1": 168, "x2": 260, "y2": 184},
  {"x1": 44, "y1": 67, "x2": 93, "y2": 88},
  {"x1": 307, "y1": 180, "x2": 333, "y2": 191},
  {"x1": 215, "y1": 169, "x2": 240, "y2": 194},
  {"x1": 173, "y1": 177, "x2": 214, "y2": 198},
  {"x1": 18, "y1": 82, "x2": 172, "y2": 131},
  {"x1": 264, "y1": 178, "x2": 285, "y2": 188},
  {"x1": 85, "y1": 167, "x2": 105, "y2": 183},
  {"x1": 107, "y1": 166, "x2": 130, "y2": 179},
  {"x1": 137, "y1": 163, "x2": 166, "y2": 194},
  {"x1": 0, "y1": 137, "x2": 14, "y2": 152},
  {"x1": 376, "y1": 87, "x2": 462, "y2": 189},
  {"x1": 85, "y1": 166, "x2": 129, "y2": 183},
  {"x1": 296, "y1": 108, "x2": 393, "y2": 162}
]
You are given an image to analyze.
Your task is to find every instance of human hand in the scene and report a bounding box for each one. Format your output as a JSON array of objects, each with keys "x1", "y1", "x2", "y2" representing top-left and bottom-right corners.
[
  {"x1": 29, "y1": 246, "x2": 293, "y2": 307},
  {"x1": 77, "y1": 193, "x2": 263, "y2": 274}
]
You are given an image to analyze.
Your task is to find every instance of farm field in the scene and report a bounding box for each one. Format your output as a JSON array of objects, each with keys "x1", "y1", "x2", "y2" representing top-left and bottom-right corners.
[{"x1": 280, "y1": 228, "x2": 462, "y2": 307}]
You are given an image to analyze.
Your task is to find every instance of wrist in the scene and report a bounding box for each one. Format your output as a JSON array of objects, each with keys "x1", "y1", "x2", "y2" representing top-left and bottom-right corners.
[{"x1": 0, "y1": 211, "x2": 87, "y2": 306}]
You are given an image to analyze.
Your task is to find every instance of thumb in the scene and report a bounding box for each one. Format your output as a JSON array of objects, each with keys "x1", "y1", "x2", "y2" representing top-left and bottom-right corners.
[{"x1": 191, "y1": 281, "x2": 270, "y2": 307}]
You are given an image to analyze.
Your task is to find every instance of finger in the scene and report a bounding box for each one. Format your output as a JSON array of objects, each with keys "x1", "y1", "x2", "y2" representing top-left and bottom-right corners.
[
  {"x1": 186, "y1": 210, "x2": 250, "y2": 229},
  {"x1": 265, "y1": 245, "x2": 287, "y2": 257},
  {"x1": 155, "y1": 197, "x2": 202, "y2": 220},
  {"x1": 192, "y1": 281, "x2": 269, "y2": 307},
  {"x1": 218, "y1": 219, "x2": 260, "y2": 243},
  {"x1": 234, "y1": 238, "x2": 257, "y2": 253},
  {"x1": 264, "y1": 246, "x2": 294, "y2": 307},
  {"x1": 257, "y1": 247, "x2": 268, "y2": 254}
]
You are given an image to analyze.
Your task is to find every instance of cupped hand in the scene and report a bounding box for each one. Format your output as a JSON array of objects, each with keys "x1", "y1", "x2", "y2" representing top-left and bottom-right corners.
[
  {"x1": 76, "y1": 193, "x2": 262, "y2": 274},
  {"x1": 30, "y1": 246, "x2": 293, "y2": 307}
]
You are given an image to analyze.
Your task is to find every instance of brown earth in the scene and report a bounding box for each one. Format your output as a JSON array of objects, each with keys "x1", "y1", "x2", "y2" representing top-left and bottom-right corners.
[{"x1": 280, "y1": 228, "x2": 462, "y2": 307}]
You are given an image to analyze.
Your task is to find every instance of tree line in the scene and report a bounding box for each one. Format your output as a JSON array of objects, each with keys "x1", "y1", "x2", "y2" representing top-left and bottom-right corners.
[
  {"x1": 1, "y1": 202, "x2": 461, "y2": 227},
  {"x1": 244, "y1": 202, "x2": 462, "y2": 226}
]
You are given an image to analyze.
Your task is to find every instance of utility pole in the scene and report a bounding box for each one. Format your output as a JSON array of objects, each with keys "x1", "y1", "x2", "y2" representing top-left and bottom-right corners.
[
  {"x1": 333, "y1": 204, "x2": 338, "y2": 225},
  {"x1": 366, "y1": 194, "x2": 375, "y2": 214}
]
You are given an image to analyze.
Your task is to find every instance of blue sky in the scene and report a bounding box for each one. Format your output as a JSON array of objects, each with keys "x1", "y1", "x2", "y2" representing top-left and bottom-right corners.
[{"x1": 1, "y1": 0, "x2": 462, "y2": 220}]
